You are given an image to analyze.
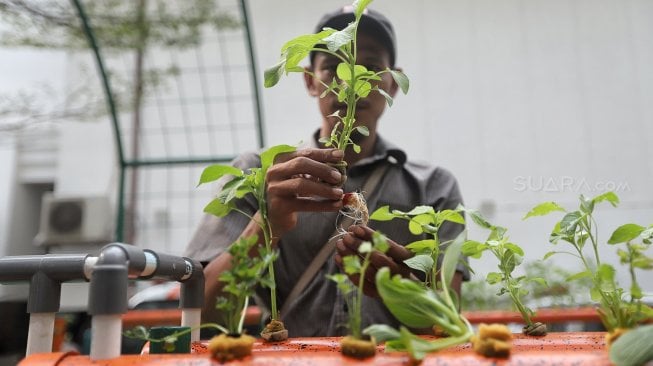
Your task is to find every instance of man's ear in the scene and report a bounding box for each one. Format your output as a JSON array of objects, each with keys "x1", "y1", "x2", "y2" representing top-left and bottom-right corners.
[{"x1": 304, "y1": 66, "x2": 319, "y2": 97}]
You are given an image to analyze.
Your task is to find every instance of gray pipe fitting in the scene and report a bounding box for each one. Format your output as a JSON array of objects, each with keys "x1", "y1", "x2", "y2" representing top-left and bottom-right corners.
[
  {"x1": 97, "y1": 243, "x2": 146, "y2": 276},
  {"x1": 143, "y1": 250, "x2": 188, "y2": 280},
  {"x1": 88, "y1": 263, "x2": 128, "y2": 315},
  {"x1": 180, "y1": 258, "x2": 204, "y2": 309},
  {"x1": 0, "y1": 254, "x2": 90, "y2": 313}
]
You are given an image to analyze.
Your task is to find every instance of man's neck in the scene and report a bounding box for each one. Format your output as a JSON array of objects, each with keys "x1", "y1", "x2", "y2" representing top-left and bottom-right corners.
[{"x1": 344, "y1": 134, "x2": 377, "y2": 166}]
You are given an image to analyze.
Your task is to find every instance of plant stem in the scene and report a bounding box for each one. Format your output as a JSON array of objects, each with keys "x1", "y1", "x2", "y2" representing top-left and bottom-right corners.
[
  {"x1": 257, "y1": 190, "x2": 278, "y2": 321},
  {"x1": 354, "y1": 251, "x2": 372, "y2": 339}
]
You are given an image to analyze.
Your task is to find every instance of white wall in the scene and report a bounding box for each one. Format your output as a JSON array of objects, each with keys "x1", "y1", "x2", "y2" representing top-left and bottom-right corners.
[{"x1": 249, "y1": 0, "x2": 653, "y2": 293}]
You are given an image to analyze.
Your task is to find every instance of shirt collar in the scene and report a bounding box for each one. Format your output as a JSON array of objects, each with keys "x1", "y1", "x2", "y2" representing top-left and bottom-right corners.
[{"x1": 306, "y1": 129, "x2": 407, "y2": 167}]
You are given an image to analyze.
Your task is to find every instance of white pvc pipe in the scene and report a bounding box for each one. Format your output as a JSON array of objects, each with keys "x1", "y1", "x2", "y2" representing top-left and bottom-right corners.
[
  {"x1": 26, "y1": 312, "x2": 55, "y2": 356},
  {"x1": 182, "y1": 308, "x2": 201, "y2": 342},
  {"x1": 90, "y1": 314, "x2": 122, "y2": 360}
]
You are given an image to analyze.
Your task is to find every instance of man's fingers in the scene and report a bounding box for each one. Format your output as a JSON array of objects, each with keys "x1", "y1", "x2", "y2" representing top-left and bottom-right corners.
[
  {"x1": 268, "y1": 177, "x2": 344, "y2": 201},
  {"x1": 268, "y1": 157, "x2": 343, "y2": 185},
  {"x1": 275, "y1": 148, "x2": 344, "y2": 164}
]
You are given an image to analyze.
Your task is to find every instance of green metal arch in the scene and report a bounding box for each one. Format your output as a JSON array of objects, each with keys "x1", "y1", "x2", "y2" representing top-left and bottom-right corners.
[{"x1": 70, "y1": 0, "x2": 265, "y2": 242}]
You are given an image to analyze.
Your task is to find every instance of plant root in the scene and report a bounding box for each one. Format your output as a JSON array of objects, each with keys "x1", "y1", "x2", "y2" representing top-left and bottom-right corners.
[
  {"x1": 341, "y1": 335, "x2": 376, "y2": 359},
  {"x1": 471, "y1": 323, "x2": 513, "y2": 358},
  {"x1": 260, "y1": 319, "x2": 288, "y2": 342},
  {"x1": 523, "y1": 322, "x2": 547, "y2": 336},
  {"x1": 207, "y1": 333, "x2": 255, "y2": 363},
  {"x1": 342, "y1": 192, "x2": 369, "y2": 225}
]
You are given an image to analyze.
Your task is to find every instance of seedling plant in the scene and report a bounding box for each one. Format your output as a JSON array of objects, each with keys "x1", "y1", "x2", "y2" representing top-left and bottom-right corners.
[
  {"x1": 326, "y1": 231, "x2": 389, "y2": 358},
  {"x1": 524, "y1": 191, "x2": 653, "y2": 340},
  {"x1": 198, "y1": 144, "x2": 296, "y2": 338},
  {"x1": 264, "y1": 0, "x2": 409, "y2": 160},
  {"x1": 123, "y1": 235, "x2": 273, "y2": 360},
  {"x1": 460, "y1": 207, "x2": 548, "y2": 336},
  {"x1": 359, "y1": 205, "x2": 472, "y2": 359}
]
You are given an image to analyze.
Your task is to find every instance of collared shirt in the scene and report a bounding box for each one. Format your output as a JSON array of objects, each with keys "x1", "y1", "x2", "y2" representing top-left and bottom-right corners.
[{"x1": 184, "y1": 131, "x2": 466, "y2": 337}]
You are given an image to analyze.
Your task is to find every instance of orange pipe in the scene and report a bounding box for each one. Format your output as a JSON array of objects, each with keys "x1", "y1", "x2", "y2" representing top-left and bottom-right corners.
[{"x1": 121, "y1": 306, "x2": 262, "y2": 329}]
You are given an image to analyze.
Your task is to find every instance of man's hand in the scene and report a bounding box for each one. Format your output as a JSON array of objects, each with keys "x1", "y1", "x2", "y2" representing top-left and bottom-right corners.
[
  {"x1": 265, "y1": 148, "x2": 345, "y2": 239},
  {"x1": 334, "y1": 225, "x2": 414, "y2": 297}
]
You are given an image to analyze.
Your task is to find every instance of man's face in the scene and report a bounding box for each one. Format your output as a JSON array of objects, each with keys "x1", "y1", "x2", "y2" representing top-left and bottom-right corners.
[{"x1": 306, "y1": 32, "x2": 398, "y2": 143}]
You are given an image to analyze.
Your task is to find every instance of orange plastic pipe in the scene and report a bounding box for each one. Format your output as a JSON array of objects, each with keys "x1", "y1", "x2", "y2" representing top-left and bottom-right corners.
[{"x1": 121, "y1": 306, "x2": 262, "y2": 328}]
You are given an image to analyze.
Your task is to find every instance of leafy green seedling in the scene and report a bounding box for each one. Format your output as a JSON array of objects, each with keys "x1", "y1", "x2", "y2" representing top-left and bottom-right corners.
[
  {"x1": 327, "y1": 231, "x2": 389, "y2": 341},
  {"x1": 460, "y1": 207, "x2": 547, "y2": 335},
  {"x1": 524, "y1": 191, "x2": 653, "y2": 335},
  {"x1": 198, "y1": 144, "x2": 296, "y2": 325},
  {"x1": 124, "y1": 236, "x2": 275, "y2": 348},
  {"x1": 364, "y1": 231, "x2": 474, "y2": 361},
  {"x1": 264, "y1": 0, "x2": 409, "y2": 156},
  {"x1": 369, "y1": 205, "x2": 465, "y2": 292}
]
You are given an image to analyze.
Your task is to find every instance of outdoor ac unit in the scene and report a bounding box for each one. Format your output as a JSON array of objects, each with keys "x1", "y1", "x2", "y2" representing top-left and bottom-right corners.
[{"x1": 34, "y1": 193, "x2": 113, "y2": 246}]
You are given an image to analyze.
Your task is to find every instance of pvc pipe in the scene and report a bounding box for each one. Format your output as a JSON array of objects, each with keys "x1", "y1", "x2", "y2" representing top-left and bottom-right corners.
[
  {"x1": 26, "y1": 312, "x2": 55, "y2": 356},
  {"x1": 181, "y1": 308, "x2": 201, "y2": 342},
  {"x1": 90, "y1": 314, "x2": 122, "y2": 360}
]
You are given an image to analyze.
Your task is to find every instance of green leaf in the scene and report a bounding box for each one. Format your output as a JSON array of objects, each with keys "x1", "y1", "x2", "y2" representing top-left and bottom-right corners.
[
  {"x1": 406, "y1": 206, "x2": 434, "y2": 216},
  {"x1": 465, "y1": 208, "x2": 492, "y2": 229},
  {"x1": 406, "y1": 239, "x2": 437, "y2": 254},
  {"x1": 408, "y1": 214, "x2": 433, "y2": 235},
  {"x1": 437, "y1": 210, "x2": 466, "y2": 225},
  {"x1": 597, "y1": 264, "x2": 616, "y2": 293},
  {"x1": 260, "y1": 144, "x2": 296, "y2": 172},
  {"x1": 389, "y1": 69, "x2": 409, "y2": 94},
  {"x1": 461, "y1": 240, "x2": 486, "y2": 258},
  {"x1": 523, "y1": 201, "x2": 566, "y2": 220},
  {"x1": 542, "y1": 251, "x2": 559, "y2": 260},
  {"x1": 441, "y1": 230, "x2": 466, "y2": 289},
  {"x1": 404, "y1": 254, "x2": 434, "y2": 275},
  {"x1": 370, "y1": 205, "x2": 395, "y2": 221},
  {"x1": 375, "y1": 268, "x2": 446, "y2": 328},
  {"x1": 336, "y1": 62, "x2": 351, "y2": 81},
  {"x1": 264, "y1": 59, "x2": 285, "y2": 88},
  {"x1": 355, "y1": 125, "x2": 369, "y2": 136},
  {"x1": 504, "y1": 242, "x2": 525, "y2": 257},
  {"x1": 565, "y1": 270, "x2": 592, "y2": 282},
  {"x1": 608, "y1": 223, "x2": 645, "y2": 244},
  {"x1": 352, "y1": 143, "x2": 361, "y2": 153},
  {"x1": 591, "y1": 191, "x2": 620, "y2": 207},
  {"x1": 198, "y1": 164, "x2": 243, "y2": 185},
  {"x1": 559, "y1": 211, "x2": 582, "y2": 235},
  {"x1": 322, "y1": 22, "x2": 355, "y2": 52},
  {"x1": 354, "y1": 80, "x2": 372, "y2": 97},
  {"x1": 609, "y1": 324, "x2": 653, "y2": 366},
  {"x1": 377, "y1": 87, "x2": 394, "y2": 107},
  {"x1": 486, "y1": 272, "x2": 502, "y2": 285},
  {"x1": 631, "y1": 283, "x2": 643, "y2": 300},
  {"x1": 343, "y1": 255, "x2": 361, "y2": 275},
  {"x1": 203, "y1": 198, "x2": 233, "y2": 217},
  {"x1": 372, "y1": 232, "x2": 390, "y2": 253},
  {"x1": 354, "y1": 0, "x2": 374, "y2": 18},
  {"x1": 281, "y1": 30, "x2": 334, "y2": 70},
  {"x1": 528, "y1": 277, "x2": 548, "y2": 287},
  {"x1": 358, "y1": 241, "x2": 372, "y2": 254},
  {"x1": 363, "y1": 324, "x2": 400, "y2": 343}
]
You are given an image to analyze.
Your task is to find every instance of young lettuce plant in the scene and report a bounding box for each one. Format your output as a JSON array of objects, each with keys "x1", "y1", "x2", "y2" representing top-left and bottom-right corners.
[
  {"x1": 198, "y1": 144, "x2": 296, "y2": 341},
  {"x1": 459, "y1": 207, "x2": 548, "y2": 336},
  {"x1": 326, "y1": 231, "x2": 389, "y2": 359},
  {"x1": 264, "y1": 0, "x2": 409, "y2": 163},
  {"x1": 364, "y1": 231, "x2": 475, "y2": 362},
  {"x1": 524, "y1": 191, "x2": 653, "y2": 343}
]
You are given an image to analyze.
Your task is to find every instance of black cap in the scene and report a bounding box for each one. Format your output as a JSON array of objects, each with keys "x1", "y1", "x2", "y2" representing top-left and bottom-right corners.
[{"x1": 311, "y1": 5, "x2": 396, "y2": 67}]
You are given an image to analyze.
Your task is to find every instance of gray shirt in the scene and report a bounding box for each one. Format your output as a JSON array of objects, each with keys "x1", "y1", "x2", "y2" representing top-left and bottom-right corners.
[{"x1": 184, "y1": 132, "x2": 466, "y2": 337}]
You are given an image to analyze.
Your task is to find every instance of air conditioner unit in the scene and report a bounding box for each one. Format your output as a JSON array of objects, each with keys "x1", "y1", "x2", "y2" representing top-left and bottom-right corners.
[{"x1": 34, "y1": 193, "x2": 114, "y2": 246}]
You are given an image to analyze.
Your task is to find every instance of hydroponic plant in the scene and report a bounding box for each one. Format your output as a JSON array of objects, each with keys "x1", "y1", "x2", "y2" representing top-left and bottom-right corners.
[
  {"x1": 460, "y1": 207, "x2": 548, "y2": 336},
  {"x1": 524, "y1": 191, "x2": 653, "y2": 345},
  {"x1": 198, "y1": 144, "x2": 296, "y2": 341},
  {"x1": 326, "y1": 231, "x2": 389, "y2": 358}
]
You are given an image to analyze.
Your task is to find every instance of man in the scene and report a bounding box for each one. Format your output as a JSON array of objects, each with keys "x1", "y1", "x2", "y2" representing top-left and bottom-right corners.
[{"x1": 185, "y1": 6, "x2": 466, "y2": 337}]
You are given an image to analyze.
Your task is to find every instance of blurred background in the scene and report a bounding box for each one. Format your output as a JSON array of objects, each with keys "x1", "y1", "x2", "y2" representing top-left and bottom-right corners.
[{"x1": 1, "y1": 0, "x2": 651, "y2": 362}]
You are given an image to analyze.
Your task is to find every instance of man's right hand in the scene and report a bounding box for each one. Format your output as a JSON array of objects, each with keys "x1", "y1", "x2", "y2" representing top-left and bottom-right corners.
[{"x1": 265, "y1": 148, "x2": 345, "y2": 239}]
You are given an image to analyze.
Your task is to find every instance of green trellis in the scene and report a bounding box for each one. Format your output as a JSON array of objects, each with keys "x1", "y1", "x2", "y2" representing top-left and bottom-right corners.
[{"x1": 71, "y1": 0, "x2": 264, "y2": 248}]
